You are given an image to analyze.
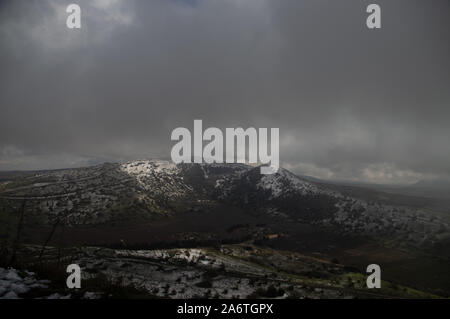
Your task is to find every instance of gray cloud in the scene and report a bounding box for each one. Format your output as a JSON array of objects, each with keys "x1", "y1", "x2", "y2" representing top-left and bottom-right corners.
[{"x1": 0, "y1": 0, "x2": 449, "y2": 184}]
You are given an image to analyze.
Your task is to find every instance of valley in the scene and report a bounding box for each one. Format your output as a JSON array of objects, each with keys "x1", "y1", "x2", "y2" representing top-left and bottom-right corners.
[{"x1": 0, "y1": 160, "x2": 449, "y2": 298}]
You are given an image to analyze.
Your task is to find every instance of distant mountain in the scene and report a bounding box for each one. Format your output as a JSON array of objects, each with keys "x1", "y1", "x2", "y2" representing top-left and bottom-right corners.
[
  {"x1": 301, "y1": 175, "x2": 450, "y2": 200},
  {"x1": 406, "y1": 178, "x2": 450, "y2": 199}
]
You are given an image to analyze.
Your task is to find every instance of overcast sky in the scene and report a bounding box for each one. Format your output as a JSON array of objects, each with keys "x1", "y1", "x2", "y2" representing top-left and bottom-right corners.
[{"x1": 0, "y1": 0, "x2": 449, "y2": 184}]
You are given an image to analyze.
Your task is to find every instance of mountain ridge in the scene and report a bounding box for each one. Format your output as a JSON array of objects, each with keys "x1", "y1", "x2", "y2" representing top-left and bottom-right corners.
[{"x1": 0, "y1": 160, "x2": 448, "y2": 256}]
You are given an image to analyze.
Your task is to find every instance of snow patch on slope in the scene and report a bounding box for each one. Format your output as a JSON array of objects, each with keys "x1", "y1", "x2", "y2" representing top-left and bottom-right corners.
[
  {"x1": 257, "y1": 168, "x2": 320, "y2": 198},
  {"x1": 120, "y1": 160, "x2": 192, "y2": 197},
  {"x1": 120, "y1": 160, "x2": 179, "y2": 176},
  {"x1": 0, "y1": 268, "x2": 50, "y2": 299}
]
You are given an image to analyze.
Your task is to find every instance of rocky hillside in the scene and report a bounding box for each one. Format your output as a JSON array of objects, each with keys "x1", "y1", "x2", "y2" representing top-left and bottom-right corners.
[{"x1": 0, "y1": 160, "x2": 449, "y2": 253}]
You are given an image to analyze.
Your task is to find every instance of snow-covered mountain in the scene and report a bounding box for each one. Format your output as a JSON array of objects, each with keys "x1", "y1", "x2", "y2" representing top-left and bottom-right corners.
[{"x1": 0, "y1": 160, "x2": 448, "y2": 252}]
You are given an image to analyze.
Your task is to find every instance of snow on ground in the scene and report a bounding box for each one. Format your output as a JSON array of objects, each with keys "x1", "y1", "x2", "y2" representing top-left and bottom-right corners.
[
  {"x1": 257, "y1": 168, "x2": 319, "y2": 198},
  {"x1": 120, "y1": 160, "x2": 179, "y2": 176},
  {"x1": 119, "y1": 160, "x2": 191, "y2": 197},
  {"x1": 114, "y1": 248, "x2": 266, "y2": 275},
  {"x1": 0, "y1": 268, "x2": 50, "y2": 299},
  {"x1": 0, "y1": 267, "x2": 103, "y2": 299}
]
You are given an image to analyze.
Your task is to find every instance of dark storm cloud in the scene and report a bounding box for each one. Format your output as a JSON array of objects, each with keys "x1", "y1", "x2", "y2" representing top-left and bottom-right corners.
[{"x1": 0, "y1": 0, "x2": 449, "y2": 183}]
